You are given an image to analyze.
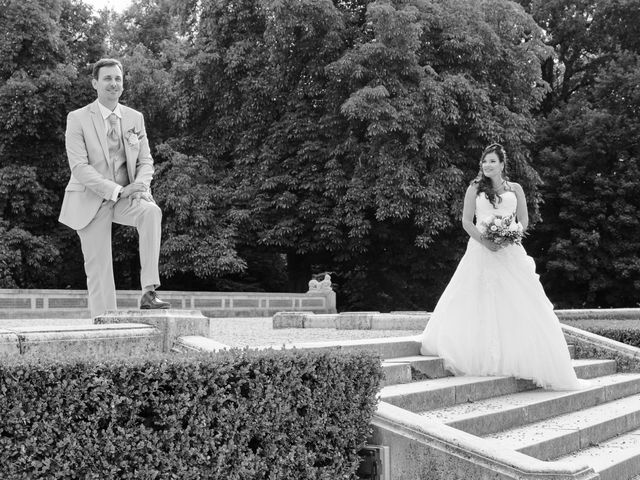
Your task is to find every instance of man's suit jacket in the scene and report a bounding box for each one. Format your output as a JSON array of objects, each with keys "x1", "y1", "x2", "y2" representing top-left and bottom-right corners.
[{"x1": 59, "y1": 100, "x2": 154, "y2": 231}]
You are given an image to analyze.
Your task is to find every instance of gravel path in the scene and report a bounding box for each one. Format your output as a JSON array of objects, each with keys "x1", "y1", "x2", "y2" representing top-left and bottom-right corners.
[
  {"x1": 0, "y1": 317, "x2": 423, "y2": 347},
  {"x1": 209, "y1": 317, "x2": 422, "y2": 347}
]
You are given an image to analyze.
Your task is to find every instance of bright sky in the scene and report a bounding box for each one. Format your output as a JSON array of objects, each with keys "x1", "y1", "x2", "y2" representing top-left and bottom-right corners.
[{"x1": 84, "y1": 0, "x2": 132, "y2": 13}]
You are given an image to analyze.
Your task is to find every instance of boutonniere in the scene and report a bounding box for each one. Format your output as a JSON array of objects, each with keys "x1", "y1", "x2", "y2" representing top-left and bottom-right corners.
[{"x1": 126, "y1": 127, "x2": 142, "y2": 148}]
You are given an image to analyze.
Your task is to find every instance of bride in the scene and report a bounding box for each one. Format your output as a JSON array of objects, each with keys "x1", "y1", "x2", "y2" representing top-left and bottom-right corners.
[{"x1": 420, "y1": 143, "x2": 585, "y2": 390}]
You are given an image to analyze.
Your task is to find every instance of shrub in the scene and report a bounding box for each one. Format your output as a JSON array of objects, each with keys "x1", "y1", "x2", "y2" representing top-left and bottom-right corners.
[
  {"x1": 0, "y1": 348, "x2": 383, "y2": 479},
  {"x1": 584, "y1": 327, "x2": 640, "y2": 349}
]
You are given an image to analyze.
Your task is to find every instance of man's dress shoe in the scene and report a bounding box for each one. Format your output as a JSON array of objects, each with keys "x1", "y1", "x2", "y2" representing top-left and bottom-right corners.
[{"x1": 140, "y1": 290, "x2": 171, "y2": 309}]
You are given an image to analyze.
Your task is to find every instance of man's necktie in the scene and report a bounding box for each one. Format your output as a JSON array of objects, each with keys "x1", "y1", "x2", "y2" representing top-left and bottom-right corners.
[
  {"x1": 107, "y1": 113, "x2": 121, "y2": 156},
  {"x1": 107, "y1": 113, "x2": 129, "y2": 186}
]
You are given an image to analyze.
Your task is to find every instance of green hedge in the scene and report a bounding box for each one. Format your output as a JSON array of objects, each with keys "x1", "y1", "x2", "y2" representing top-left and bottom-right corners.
[
  {"x1": 0, "y1": 348, "x2": 383, "y2": 479},
  {"x1": 584, "y1": 327, "x2": 640, "y2": 349}
]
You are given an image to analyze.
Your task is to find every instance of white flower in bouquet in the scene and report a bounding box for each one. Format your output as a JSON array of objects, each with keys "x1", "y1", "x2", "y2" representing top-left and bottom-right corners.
[{"x1": 507, "y1": 221, "x2": 522, "y2": 232}]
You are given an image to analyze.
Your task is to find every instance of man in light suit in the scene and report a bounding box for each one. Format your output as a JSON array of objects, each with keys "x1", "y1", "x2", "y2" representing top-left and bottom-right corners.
[{"x1": 59, "y1": 58, "x2": 170, "y2": 318}]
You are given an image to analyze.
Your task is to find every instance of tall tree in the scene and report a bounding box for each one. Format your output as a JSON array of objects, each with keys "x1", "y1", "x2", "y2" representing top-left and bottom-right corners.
[
  {"x1": 170, "y1": 0, "x2": 550, "y2": 309},
  {"x1": 521, "y1": 0, "x2": 640, "y2": 307},
  {"x1": 0, "y1": 0, "x2": 107, "y2": 288},
  {"x1": 107, "y1": 0, "x2": 249, "y2": 290}
]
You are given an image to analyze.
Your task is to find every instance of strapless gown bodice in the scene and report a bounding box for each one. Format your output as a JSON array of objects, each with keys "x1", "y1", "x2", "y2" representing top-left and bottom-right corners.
[{"x1": 475, "y1": 191, "x2": 517, "y2": 224}]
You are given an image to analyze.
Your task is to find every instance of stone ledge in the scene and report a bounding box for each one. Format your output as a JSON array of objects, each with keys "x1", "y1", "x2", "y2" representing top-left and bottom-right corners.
[
  {"x1": 556, "y1": 308, "x2": 640, "y2": 320},
  {"x1": 272, "y1": 312, "x2": 339, "y2": 328},
  {"x1": 258, "y1": 335, "x2": 423, "y2": 359},
  {"x1": 0, "y1": 323, "x2": 162, "y2": 357},
  {"x1": 272, "y1": 311, "x2": 429, "y2": 330},
  {"x1": 372, "y1": 402, "x2": 598, "y2": 480},
  {"x1": 172, "y1": 336, "x2": 230, "y2": 353},
  {"x1": 95, "y1": 310, "x2": 210, "y2": 353},
  {"x1": 562, "y1": 324, "x2": 640, "y2": 372},
  {"x1": 274, "y1": 309, "x2": 640, "y2": 332}
]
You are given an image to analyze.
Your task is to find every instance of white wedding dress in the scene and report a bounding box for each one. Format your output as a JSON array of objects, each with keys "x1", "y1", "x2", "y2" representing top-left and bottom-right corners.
[{"x1": 420, "y1": 190, "x2": 585, "y2": 390}]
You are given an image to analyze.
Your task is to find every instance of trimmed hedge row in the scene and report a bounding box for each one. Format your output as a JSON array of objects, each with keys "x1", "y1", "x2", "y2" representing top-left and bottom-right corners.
[
  {"x1": 0, "y1": 348, "x2": 383, "y2": 479},
  {"x1": 584, "y1": 327, "x2": 640, "y2": 349}
]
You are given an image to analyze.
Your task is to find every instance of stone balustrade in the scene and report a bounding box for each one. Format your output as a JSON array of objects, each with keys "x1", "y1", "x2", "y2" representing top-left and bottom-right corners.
[{"x1": 0, "y1": 288, "x2": 336, "y2": 319}]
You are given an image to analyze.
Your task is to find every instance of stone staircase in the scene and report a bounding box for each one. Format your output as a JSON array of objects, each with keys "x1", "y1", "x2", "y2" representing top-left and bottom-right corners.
[
  {"x1": 177, "y1": 321, "x2": 640, "y2": 479},
  {"x1": 365, "y1": 333, "x2": 640, "y2": 480}
]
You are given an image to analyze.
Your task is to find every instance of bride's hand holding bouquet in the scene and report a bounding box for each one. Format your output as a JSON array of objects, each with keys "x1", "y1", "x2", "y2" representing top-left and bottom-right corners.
[{"x1": 479, "y1": 213, "x2": 525, "y2": 251}]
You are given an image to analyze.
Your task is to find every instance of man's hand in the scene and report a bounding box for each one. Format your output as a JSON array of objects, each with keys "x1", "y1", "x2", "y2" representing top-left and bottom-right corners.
[{"x1": 121, "y1": 183, "x2": 153, "y2": 204}]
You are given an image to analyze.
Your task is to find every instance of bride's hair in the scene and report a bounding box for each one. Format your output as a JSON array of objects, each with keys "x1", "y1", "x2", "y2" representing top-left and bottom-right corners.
[{"x1": 471, "y1": 143, "x2": 510, "y2": 208}]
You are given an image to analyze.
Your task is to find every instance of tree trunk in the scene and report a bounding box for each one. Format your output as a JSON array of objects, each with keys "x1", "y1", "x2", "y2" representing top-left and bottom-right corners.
[{"x1": 286, "y1": 252, "x2": 312, "y2": 293}]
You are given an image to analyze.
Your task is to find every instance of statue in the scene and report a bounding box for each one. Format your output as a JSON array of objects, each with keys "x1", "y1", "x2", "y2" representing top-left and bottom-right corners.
[{"x1": 308, "y1": 273, "x2": 333, "y2": 292}]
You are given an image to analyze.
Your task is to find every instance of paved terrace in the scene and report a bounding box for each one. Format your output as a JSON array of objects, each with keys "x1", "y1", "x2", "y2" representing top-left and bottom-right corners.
[{"x1": 0, "y1": 317, "x2": 423, "y2": 348}]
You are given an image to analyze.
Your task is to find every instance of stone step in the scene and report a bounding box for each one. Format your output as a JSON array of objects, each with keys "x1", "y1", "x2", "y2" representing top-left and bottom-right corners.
[
  {"x1": 381, "y1": 361, "x2": 412, "y2": 386},
  {"x1": 384, "y1": 355, "x2": 450, "y2": 380},
  {"x1": 486, "y1": 394, "x2": 640, "y2": 460},
  {"x1": 555, "y1": 426, "x2": 640, "y2": 480},
  {"x1": 418, "y1": 371, "x2": 640, "y2": 437},
  {"x1": 379, "y1": 359, "x2": 614, "y2": 413},
  {"x1": 380, "y1": 351, "x2": 596, "y2": 387},
  {"x1": 380, "y1": 374, "x2": 536, "y2": 412},
  {"x1": 172, "y1": 335, "x2": 230, "y2": 353},
  {"x1": 574, "y1": 358, "x2": 617, "y2": 378},
  {"x1": 379, "y1": 343, "x2": 580, "y2": 386},
  {"x1": 265, "y1": 335, "x2": 422, "y2": 359}
]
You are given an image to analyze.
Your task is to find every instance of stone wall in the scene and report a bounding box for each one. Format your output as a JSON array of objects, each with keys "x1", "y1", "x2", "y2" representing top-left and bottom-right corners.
[{"x1": 0, "y1": 288, "x2": 336, "y2": 319}]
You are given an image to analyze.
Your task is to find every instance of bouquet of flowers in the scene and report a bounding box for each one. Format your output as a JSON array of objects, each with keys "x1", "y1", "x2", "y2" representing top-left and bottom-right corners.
[{"x1": 480, "y1": 213, "x2": 525, "y2": 246}]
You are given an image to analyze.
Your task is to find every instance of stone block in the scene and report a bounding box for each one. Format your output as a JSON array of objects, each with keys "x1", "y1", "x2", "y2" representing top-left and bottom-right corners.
[
  {"x1": 272, "y1": 311, "x2": 306, "y2": 328},
  {"x1": 172, "y1": 335, "x2": 230, "y2": 353},
  {"x1": 385, "y1": 355, "x2": 449, "y2": 379},
  {"x1": 371, "y1": 314, "x2": 430, "y2": 330},
  {"x1": 0, "y1": 329, "x2": 20, "y2": 356},
  {"x1": 336, "y1": 312, "x2": 378, "y2": 330},
  {"x1": 9, "y1": 323, "x2": 162, "y2": 357},
  {"x1": 381, "y1": 361, "x2": 412, "y2": 387},
  {"x1": 95, "y1": 309, "x2": 209, "y2": 353},
  {"x1": 303, "y1": 314, "x2": 339, "y2": 328}
]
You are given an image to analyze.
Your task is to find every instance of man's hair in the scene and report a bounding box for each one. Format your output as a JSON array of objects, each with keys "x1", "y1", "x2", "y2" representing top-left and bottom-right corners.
[{"x1": 92, "y1": 58, "x2": 123, "y2": 80}]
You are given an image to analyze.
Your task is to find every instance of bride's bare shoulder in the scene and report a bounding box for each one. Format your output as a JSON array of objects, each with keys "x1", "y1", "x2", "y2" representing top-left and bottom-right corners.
[
  {"x1": 465, "y1": 183, "x2": 480, "y2": 197},
  {"x1": 506, "y1": 181, "x2": 524, "y2": 193},
  {"x1": 467, "y1": 180, "x2": 481, "y2": 192}
]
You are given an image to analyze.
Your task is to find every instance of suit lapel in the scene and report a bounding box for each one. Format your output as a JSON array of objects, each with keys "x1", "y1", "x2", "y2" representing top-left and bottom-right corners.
[
  {"x1": 90, "y1": 100, "x2": 112, "y2": 168},
  {"x1": 120, "y1": 107, "x2": 136, "y2": 182}
]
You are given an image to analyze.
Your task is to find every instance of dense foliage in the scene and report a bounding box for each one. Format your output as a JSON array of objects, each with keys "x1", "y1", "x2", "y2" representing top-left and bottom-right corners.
[
  {"x1": 0, "y1": 349, "x2": 383, "y2": 479},
  {"x1": 583, "y1": 327, "x2": 640, "y2": 350},
  {"x1": 1, "y1": 0, "x2": 639, "y2": 309},
  {"x1": 518, "y1": 0, "x2": 640, "y2": 307}
]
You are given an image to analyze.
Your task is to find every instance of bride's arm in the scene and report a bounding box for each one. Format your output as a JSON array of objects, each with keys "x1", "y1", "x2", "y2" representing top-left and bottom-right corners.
[
  {"x1": 512, "y1": 183, "x2": 529, "y2": 230},
  {"x1": 462, "y1": 185, "x2": 499, "y2": 251}
]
